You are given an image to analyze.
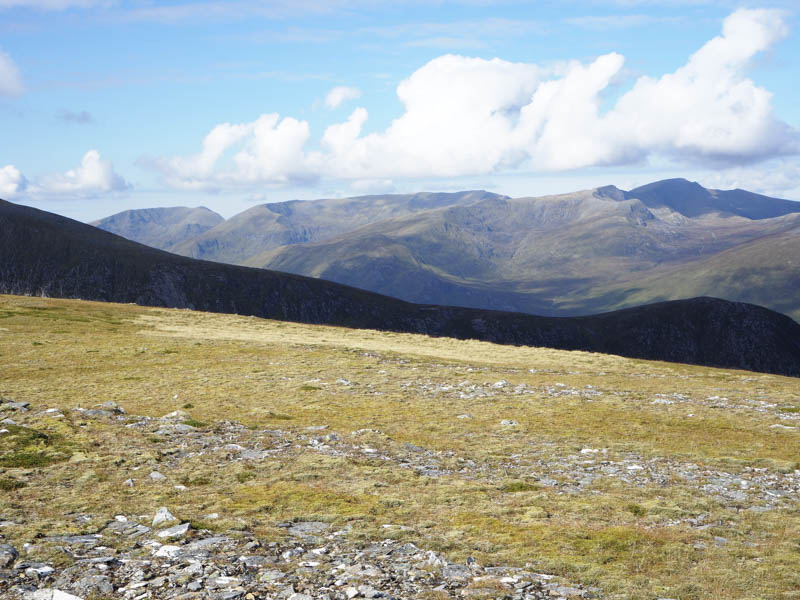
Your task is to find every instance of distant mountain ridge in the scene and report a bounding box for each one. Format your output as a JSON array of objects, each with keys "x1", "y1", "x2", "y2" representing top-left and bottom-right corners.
[
  {"x1": 89, "y1": 180, "x2": 800, "y2": 322},
  {"x1": 91, "y1": 206, "x2": 223, "y2": 251},
  {"x1": 4, "y1": 197, "x2": 800, "y2": 377},
  {"x1": 169, "y1": 190, "x2": 506, "y2": 264},
  {"x1": 624, "y1": 178, "x2": 800, "y2": 220},
  {"x1": 246, "y1": 181, "x2": 800, "y2": 320}
]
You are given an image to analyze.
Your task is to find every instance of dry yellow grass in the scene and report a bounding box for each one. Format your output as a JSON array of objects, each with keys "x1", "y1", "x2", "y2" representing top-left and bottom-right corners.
[{"x1": 1, "y1": 294, "x2": 799, "y2": 599}]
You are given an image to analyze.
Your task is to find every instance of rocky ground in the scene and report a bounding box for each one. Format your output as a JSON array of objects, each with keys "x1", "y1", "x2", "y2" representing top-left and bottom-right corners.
[
  {"x1": 2, "y1": 297, "x2": 799, "y2": 599},
  {"x1": 3, "y1": 382, "x2": 799, "y2": 599},
  {"x1": 1, "y1": 401, "x2": 601, "y2": 600}
]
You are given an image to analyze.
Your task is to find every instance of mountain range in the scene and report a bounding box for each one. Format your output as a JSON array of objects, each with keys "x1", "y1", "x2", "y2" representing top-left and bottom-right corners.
[
  {"x1": 93, "y1": 179, "x2": 800, "y2": 321},
  {"x1": 4, "y1": 197, "x2": 800, "y2": 376}
]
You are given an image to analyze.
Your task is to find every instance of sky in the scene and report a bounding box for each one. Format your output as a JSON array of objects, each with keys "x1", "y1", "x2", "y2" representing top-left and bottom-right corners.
[{"x1": 0, "y1": 0, "x2": 799, "y2": 222}]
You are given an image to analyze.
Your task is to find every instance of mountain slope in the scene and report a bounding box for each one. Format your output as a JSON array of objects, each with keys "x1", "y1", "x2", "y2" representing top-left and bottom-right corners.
[
  {"x1": 626, "y1": 178, "x2": 800, "y2": 219},
  {"x1": 247, "y1": 183, "x2": 800, "y2": 319},
  {"x1": 91, "y1": 206, "x2": 224, "y2": 251},
  {"x1": 2, "y1": 198, "x2": 800, "y2": 376},
  {"x1": 169, "y1": 190, "x2": 507, "y2": 264},
  {"x1": 592, "y1": 226, "x2": 800, "y2": 318}
]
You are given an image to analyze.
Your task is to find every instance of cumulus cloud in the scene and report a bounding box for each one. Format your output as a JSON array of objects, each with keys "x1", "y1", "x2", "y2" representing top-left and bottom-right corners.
[
  {"x1": 36, "y1": 150, "x2": 130, "y2": 196},
  {"x1": 325, "y1": 85, "x2": 361, "y2": 109},
  {"x1": 0, "y1": 165, "x2": 27, "y2": 198},
  {"x1": 0, "y1": 50, "x2": 23, "y2": 96},
  {"x1": 149, "y1": 8, "x2": 798, "y2": 190},
  {"x1": 699, "y1": 158, "x2": 800, "y2": 200},
  {"x1": 147, "y1": 114, "x2": 312, "y2": 190},
  {"x1": 603, "y1": 8, "x2": 795, "y2": 165}
]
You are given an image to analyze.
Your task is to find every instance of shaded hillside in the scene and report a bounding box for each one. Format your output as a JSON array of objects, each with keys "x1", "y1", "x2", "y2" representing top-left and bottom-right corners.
[
  {"x1": 247, "y1": 183, "x2": 800, "y2": 320},
  {"x1": 1, "y1": 198, "x2": 800, "y2": 376},
  {"x1": 91, "y1": 206, "x2": 224, "y2": 251},
  {"x1": 626, "y1": 178, "x2": 800, "y2": 220},
  {"x1": 169, "y1": 190, "x2": 506, "y2": 264}
]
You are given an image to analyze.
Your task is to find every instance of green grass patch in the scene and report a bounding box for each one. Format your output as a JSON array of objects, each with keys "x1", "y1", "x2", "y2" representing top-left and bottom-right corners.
[
  {"x1": 501, "y1": 481, "x2": 540, "y2": 493},
  {"x1": 0, "y1": 450, "x2": 67, "y2": 468},
  {"x1": 0, "y1": 477, "x2": 26, "y2": 491},
  {"x1": 236, "y1": 471, "x2": 256, "y2": 483}
]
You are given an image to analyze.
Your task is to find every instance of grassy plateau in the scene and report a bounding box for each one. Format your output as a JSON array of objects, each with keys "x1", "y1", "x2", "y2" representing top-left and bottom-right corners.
[{"x1": 1, "y1": 294, "x2": 799, "y2": 599}]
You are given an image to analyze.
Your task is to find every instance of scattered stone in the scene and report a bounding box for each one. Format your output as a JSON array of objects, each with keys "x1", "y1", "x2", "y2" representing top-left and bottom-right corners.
[
  {"x1": 152, "y1": 507, "x2": 177, "y2": 527},
  {"x1": 0, "y1": 543, "x2": 18, "y2": 567},
  {"x1": 156, "y1": 522, "x2": 190, "y2": 540},
  {"x1": 27, "y1": 590, "x2": 84, "y2": 600},
  {"x1": 73, "y1": 575, "x2": 113, "y2": 596},
  {"x1": 160, "y1": 410, "x2": 189, "y2": 421},
  {"x1": 149, "y1": 471, "x2": 167, "y2": 481}
]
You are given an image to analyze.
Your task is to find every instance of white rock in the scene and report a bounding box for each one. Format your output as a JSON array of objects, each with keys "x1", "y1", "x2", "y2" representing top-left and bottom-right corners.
[
  {"x1": 30, "y1": 590, "x2": 85, "y2": 600},
  {"x1": 154, "y1": 544, "x2": 181, "y2": 558},
  {"x1": 152, "y1": 507, "x2": 177, "y2": 527},
  {"x1": 26, "y1": 565, "x2": 55, "y2": 577},
  {"x1": 156, "y1": 522, "x2": 190, "y2": 539},
  {"x1": 160, "y1": 410, "x2": 188, "y2": 421},
  {"x1": 149, "y1": 471, "x2": 167, "y2": 481}
]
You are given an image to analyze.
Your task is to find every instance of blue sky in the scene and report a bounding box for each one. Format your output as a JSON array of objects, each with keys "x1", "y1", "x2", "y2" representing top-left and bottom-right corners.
[{"x1": 1, "y1": 0, "x2": 798, "y2": 221}]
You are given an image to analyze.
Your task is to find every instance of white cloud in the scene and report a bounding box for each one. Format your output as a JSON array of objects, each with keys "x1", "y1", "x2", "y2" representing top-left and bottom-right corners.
[
  {"x1": 698, "y1": 158, "x2": 800, "y2": 201},
  {"x1": 148, "y1": 114, "x2": 312, "y2": 190},
  {"x1": 36, "y1": 150, "x2": 130, "y2": 196},
  {"x1": 325, "y1": 85, "x2": 361, "y2": 109},
  {"x1": 150, "y1": 8, "x2": 798, "y2": 190},
  {"x1": 0, "y1": 50, "x2": 23, "y2": 96},
  {"x1": 350, "y1": 178, "x2": 395, "y2": 194},
  {"x1": 604, "y1": 8, "x2": 795, "y2": 165},
  {"x1": 0, "y1": 165, "x2": 27, "y2": 198}
]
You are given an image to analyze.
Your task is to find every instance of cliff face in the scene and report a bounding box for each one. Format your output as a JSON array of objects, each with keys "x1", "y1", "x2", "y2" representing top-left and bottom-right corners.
[{"x1": 2, "y1": 198, "x2": 799, "y2": 377}]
